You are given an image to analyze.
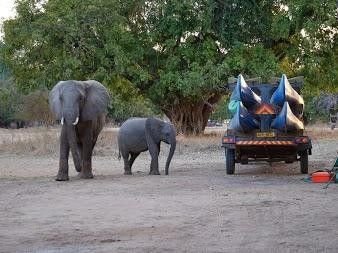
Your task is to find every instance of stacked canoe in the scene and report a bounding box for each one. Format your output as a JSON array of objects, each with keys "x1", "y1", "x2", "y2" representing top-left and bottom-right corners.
[
  {"x1": 228, "y1": 74, "x2": 262, "y2": 115},
  {"x1": 270, "y1": 74, "x2": 304, "y2": 131},
  {"x1": 228, "y1": 74, "x2": 304, "y2": 132}
]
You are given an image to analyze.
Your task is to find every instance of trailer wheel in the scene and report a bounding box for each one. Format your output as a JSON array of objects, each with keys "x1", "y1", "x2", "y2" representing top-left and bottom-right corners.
[
  {"x1": 226, "y1": 148, "x2": 235, "y2": 175},
  {"x1": 300, "y1": 151, "x2": 308, "y2": 174}
]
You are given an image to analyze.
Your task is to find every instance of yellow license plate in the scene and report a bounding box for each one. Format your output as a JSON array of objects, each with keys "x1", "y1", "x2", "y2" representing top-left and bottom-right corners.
[{"x1": 256, "y1": 132, "x2": 275, "y2": 138}]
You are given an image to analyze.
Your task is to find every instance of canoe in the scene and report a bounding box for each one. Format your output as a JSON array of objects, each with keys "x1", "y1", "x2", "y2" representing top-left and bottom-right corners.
[
  {"x1": 229, "y1": 102, "x2": 259, "y2": 132},
  {"x1": 239, "y1": 74, "x2": 262, "y2": 109},
  {"x1": 270, "y1": 74, "x2": 304, "y2": 116},
  {"x1": 229, "y1": 74, "x2": 261, "y2": 113},
  {"x1": 271, "y1": 101, "x2": 304, "y2": 131}
]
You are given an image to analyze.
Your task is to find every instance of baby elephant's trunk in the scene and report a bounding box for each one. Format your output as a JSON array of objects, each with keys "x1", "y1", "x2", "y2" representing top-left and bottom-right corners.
[{"x1": 165, "y1": 139, "x2": 176, "y2": 175}]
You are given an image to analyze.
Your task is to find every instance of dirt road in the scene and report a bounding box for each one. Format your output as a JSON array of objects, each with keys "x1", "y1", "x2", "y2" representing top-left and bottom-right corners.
[{"x1": 0, "y1": 127, "x2": 338, "y2": 253}]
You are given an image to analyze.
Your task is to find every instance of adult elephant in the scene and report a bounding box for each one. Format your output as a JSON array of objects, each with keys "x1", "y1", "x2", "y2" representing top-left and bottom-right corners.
[
  {"x1": 118, "y1": 117, "x2": 176, "y2": 175},
  {"x1": 49, "y1": 80, "x2": 109, "y2": 181}
]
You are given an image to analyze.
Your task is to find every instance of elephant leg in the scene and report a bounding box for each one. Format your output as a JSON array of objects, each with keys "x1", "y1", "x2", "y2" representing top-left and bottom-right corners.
[
  {"x1": 149, "y1": 144, "x2": 160, "y2": 175},
  {"x1": 56, "y1": 126, "x2": 70, "y2": 181},
  {"x1": 67, "y1": 125, "x2": 82, "y2": 173},
  {"x1": 122, "y1": 151, "x2": 132, "y2": 175},
  {"x1": 79, "y1": 126, "x2": 94, "y2": 179},
  {"x1": 74, "y1": 142, "x2": 83, "y2": 172},
  {"x1": 127, "y1": 152, "x2": 140, "y2": 174}
]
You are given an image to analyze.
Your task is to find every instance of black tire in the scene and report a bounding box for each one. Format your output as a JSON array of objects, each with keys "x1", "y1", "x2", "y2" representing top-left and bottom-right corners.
[
  {"x1": 226, "y1": 148, "x2": 235, "y2": 175},
  {"x1": 300, "y1": 150, "x2": 308, "y2": 174}
]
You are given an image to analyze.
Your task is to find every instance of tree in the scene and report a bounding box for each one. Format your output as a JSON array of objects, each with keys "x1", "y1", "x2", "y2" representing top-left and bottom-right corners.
[
  {"x1": 107, "y1": 76, "x2": 160, "y2": 124},
  {"x1": 123, "y1": 0, "x2": 282, "y2": 134},
  {"x1": 126, "y1": 0, "x2": 337, "y2": 133},
  {"x1": 15, "y1": 89, "x2": 54, "y2": 125},
  {"x1": 2, "y1": 0, "x2": 337, "y2": 134},
  {"x1": 1, "y1": 0, "x2": 146, "y2": 90},
  {"x1": 0, "y1": 43, "x2": 10, "y2": 81},
  {"x1": 0, "y1": 79, "x2": 22, "y2": 126},
  {"x1": 1, "y1": 0, "x2": 157, "y2": 122}
]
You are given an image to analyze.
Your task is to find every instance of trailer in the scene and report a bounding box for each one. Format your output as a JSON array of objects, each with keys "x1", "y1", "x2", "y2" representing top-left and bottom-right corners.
[{"x1": 222, "y1": 75, "x2": 312, "y2": 174}]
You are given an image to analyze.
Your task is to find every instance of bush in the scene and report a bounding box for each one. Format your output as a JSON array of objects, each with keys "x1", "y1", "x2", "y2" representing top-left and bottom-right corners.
[
  {"x1": 0, "y1": 79, "x2": 22, "y2": 126},
  {"x1": 15, "y1": 89, "x2": 54, "y2": 125},
  {"x1": 0, "y1": 79, "x2": 55, "y2": 127},
  {"x1": 303, "y1": 92, "x2": 338, "y2": 123},
  {"x1": 109, "y1": 95, "x2": 159, "y2": 125},
  {"x1": 209, "y1": 95, "x2": 230, "y2": 122},
  {"x1": 106, "y1": 76, "x2": 160, "y2": 124}
]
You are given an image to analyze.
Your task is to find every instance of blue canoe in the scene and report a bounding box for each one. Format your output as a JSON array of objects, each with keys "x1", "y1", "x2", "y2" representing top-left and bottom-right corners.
[
  {"x1": 229, "y1": 74, "x2": 261, "y2": 114},
  {"x1": 270, "y1": 74, "x2": 304, "y2": 116},
  {"x1": 229, "y1": 101, "x2": 259, "y2": 132},
  {"x1": 271, "y1": 101, "x2": 304, "y2": 131}
]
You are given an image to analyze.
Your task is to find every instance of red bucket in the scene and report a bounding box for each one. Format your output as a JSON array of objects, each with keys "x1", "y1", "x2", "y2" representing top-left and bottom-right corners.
[{"x1": 311, "y1": 171, "x2": 334, "y2": 183}]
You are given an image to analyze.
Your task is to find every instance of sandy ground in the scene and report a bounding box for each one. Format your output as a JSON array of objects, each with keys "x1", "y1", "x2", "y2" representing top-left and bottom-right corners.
[{"x1": 0, "y1": 126, "x2": 338, "y2": 253}]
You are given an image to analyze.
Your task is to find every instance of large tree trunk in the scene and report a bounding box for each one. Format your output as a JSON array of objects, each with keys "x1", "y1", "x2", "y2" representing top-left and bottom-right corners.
[{"x1": 164, "y1": 94, "x2": 222, "y2": 135}]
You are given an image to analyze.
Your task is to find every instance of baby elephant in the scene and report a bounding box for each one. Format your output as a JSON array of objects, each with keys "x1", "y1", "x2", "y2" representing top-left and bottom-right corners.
[{"x1": 118, "y1": 117, "x2": 176, "y2": 175}]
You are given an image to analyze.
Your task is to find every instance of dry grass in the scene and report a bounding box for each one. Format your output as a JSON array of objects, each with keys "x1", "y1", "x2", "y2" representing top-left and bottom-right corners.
[
  {"x1": 0, "y1": 127, "x2": 224, "y2": 156},
  {"x1": 0, "y1": 127, "x2": 119, "y2": 157},
  {"x1": 0, "y1": 128, "x2": 59, "y2": 155},
  {"x1": 175, "y1": 130, "x2": 223, "y2": 155},
  {"x1": 94, "y1": 128, "x2": 119, "y2": 157},
  {"x1": 304, "y1": 123, "x2": 338, "y2": 141},
  {"x1": 0, "y1": 124, "x2": 336, "y2": 156}
]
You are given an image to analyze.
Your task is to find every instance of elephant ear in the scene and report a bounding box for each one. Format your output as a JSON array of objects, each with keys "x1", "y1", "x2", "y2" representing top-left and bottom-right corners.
[
  {"x1": 82, "y1": 80, "x2": 110, "y2": 121},
  {"x1": 145, "y1": 118, "x2": 162, "y2": 144},
  {"x1": 49, "y1": 81, "x2": 65, "y2": 120}
]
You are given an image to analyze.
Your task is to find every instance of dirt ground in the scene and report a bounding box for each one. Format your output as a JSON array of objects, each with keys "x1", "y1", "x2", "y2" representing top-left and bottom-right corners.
[{"x1": 0, "y1": 126, "x2": 338, "y2": 253}]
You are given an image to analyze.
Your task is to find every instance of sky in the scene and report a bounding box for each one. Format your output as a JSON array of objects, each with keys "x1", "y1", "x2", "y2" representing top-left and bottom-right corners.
[
  {"x1": 0, "y1": 0, "x2": 15, "y2": 20},
  {"x1": 0, "y1": 0, "x2": 16, "y2": 38}
]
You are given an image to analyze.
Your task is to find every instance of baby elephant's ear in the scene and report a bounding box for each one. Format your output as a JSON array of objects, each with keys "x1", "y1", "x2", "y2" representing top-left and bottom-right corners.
[
  {"x1": 49, "y1": 81, "x2": 65, "y2": 120},
  {"x1": 82, "y1": 80, "x2": 110, "y2": 121},
  {"x1": 145, "y1": 117, "x2": 162, "y2": 141}
]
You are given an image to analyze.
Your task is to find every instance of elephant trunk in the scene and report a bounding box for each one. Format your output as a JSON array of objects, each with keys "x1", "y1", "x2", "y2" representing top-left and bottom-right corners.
[
  {"x1": 63, "y1": 106, "x2": 80, "y2": 126},
  {"x1": 66, "y1": 124, "x2": 82, "y2": 172},
  {"x1": 165, "y1": 138, "x2": 176, "y2": 175}
]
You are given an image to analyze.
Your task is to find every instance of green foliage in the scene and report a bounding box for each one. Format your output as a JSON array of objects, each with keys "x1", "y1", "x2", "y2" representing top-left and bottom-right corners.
[
  {"x1": 303, "y1": 96, "x2": 325, "y2": 123},
  {"x1": 277, "y1": 0, "x2": 337, "y2": 91},
  {"x1": 224, "y1": 44, "x2": 279, "y2": 81},
  {"x1": 1, "y1": 0, "x2": 337, "y2": 132},
  {"x1": 302, "y1": 87, "x2": 338, "y2": 123},
  {"x1": 105, "y1": 75, "x2": 159, "y2": 123},
  {"x1": 212, "y1": 1, "x2": 275, "y2": 47},
  {"x1": 0, "y1": 60, "x2": 10, "y2": 81},
  {"x1": 1, "y1": 0, "x2": 146, "y2": 91},
  {"x1": 109, "y1": 95, "x2": 158, "y2": 124},
  {"x1": 0, "y1": 79, "x2": 22, "y2": 125},
  {"x1": 134, "y1": 1, "x2": 230, "y2": 107},
  {"x1": 15, "y1": 89, "x2": 54, "y2": 124},
  {"x1": 209, "y1": 95, "x2": 230, "y2": 121},
  {"x1": 0, "y1": 63, "x2": 9, "y2": 81}
]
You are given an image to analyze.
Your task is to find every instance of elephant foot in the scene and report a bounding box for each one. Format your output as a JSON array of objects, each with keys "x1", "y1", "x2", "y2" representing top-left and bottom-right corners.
[
  {"x1": 149, "y1": 170, "x2": 160, "y2": 175},
  {"x1": 79, "y1": 171, "x2": 94, "y2": 179},
  {"x1": 124, "y1": 171, "x2": 132, "y2": 175},
  {"x1": 75, "y1": 166, "x2": 82, "y2": 173},
  {"x1": 56, "y1": 173, "x2": 69, "y2": 181}
]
